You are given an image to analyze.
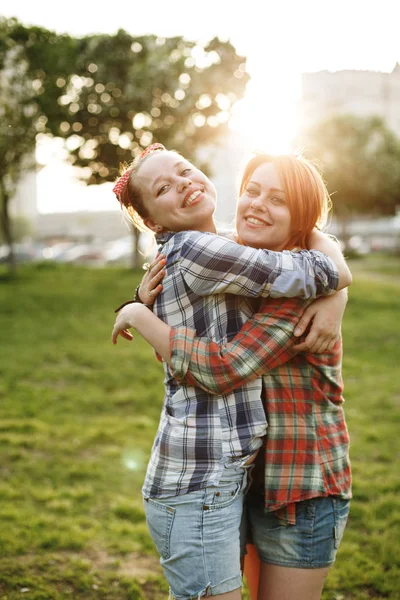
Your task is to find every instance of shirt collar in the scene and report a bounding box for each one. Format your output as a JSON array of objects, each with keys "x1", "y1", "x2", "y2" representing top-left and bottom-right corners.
[{"x1": 155, "y1": 231, "x2": 176, "y2": 247}]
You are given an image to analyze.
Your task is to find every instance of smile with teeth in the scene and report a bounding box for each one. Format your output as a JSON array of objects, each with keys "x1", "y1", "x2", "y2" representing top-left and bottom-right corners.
[
  {"x1": 183, "y1": 189, "x2": 202, "y2": 208},
  {"x1": 246, "y1": 216, "x2": 271, "y2": 226}
]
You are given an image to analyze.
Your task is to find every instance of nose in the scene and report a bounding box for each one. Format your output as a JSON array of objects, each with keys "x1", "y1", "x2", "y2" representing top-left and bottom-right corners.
[
  {"x1": 250, "y1": 196, "x2": 267, "y2": 212},
  {"x1": 177, "y1": 177, "x2": 192, "y2": 192}
]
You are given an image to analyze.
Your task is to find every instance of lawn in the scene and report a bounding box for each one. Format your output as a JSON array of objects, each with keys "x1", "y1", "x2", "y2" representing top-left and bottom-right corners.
[{"x1": 0, "y1": 254, "x2": 399, "y2": 599}]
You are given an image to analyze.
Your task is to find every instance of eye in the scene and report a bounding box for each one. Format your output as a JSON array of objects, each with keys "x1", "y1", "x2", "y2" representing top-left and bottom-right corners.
[
  {"x1": 157, "y1": 183, "x2": 169, "y2": 196},
  {"x1": 181, "y1": 167, "x2": 191, "y2": 176},
  {"x1": 271, "y1": 196, "x2": 285, "y2": 205},
  {"x1": 246, "y1": 187, "x2": 259, "y2": 196}
]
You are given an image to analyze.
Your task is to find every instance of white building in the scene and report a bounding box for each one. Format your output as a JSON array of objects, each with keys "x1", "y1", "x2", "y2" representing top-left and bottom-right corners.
[{"x1": 299, "y1": 63, "x2": 400, "y2": 136}]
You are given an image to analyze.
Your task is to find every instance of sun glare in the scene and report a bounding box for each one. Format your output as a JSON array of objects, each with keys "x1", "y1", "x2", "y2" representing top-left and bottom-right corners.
[{"x1": 228, "y1": 75, "x2": 300, "y2": 155}]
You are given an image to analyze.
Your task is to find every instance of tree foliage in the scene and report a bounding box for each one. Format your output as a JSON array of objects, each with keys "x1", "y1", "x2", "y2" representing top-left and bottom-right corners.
[
  {"x1": 1, "y1": 18, "x2": 250, "y2": 269},
  {"x1": 7, "y1": 20, "x2": 249, "y2": 184},
  {"x1": 296, "y1": 114, "x2": 400, "y2": 217},
  {"x1": 0, "y1": 18, "x2": 249, "y2": 270}
]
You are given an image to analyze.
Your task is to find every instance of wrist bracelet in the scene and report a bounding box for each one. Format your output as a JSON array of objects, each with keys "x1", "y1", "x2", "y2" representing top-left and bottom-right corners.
[
  {"x1": 133, "y1": 285, "x2": 143, "y2": 304},
  {"x1": 114, "y1": 285, "x2": 154, "y2": 314},
  {"x1": 114, "y1": 285, "x2": 142, "y2": 313}
]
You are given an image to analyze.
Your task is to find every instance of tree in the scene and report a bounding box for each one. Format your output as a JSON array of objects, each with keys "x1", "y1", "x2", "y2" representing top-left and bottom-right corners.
[
  {"x1": 3, "y1": 20, "x2": 250, "y2": 267},
  {"x1": 295, "y1": 114, "x2": 400, "y2": 227},
  {"x1": 0, "y1": 216, "x2": 32, "y2": 244},
  {"x1": 0, "y1": 19, "x2": 40, "y2": 273},
  {"x1": 29, "y1": 29, "x2": 249, "y2": 182}
]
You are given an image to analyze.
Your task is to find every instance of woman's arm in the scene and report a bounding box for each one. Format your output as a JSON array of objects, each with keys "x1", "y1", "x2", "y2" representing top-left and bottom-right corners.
[
  {"x1": 126, "y1": 232, "x2": 350, "y2": 355},
  {"x1": 111, "y1": 297, "x2": 311, "y2": 397},
  {"x1": 135, "y1": 231, "x2": 350, "y2": 305},
  {"x1": 168, "y1": 297, "x2": 307, "y2": 395},
  {"x1": 112, "y1": 302, "x2": 172, "y2": 360},
  {"x1": 307, "y1": 230, "x2": 352, "y2": 289},
  {"x1": 288, "y1": 231, "x2": 350, "y2": 352},
  {"x1": 179, "y1": 231, "x2": 340, "y2": 301},
  {"x1": 293, "y1": 288, "x2": 348, "y2": 353}
]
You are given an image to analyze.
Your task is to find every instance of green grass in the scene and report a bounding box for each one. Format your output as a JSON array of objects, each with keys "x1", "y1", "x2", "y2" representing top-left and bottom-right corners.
[{"x1": 0, "y1": 254, "x2": 399, "y2": 599}]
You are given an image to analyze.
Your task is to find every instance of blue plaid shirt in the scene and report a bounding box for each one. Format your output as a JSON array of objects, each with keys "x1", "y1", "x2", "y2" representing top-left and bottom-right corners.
[{"x1": 142, "y1": 230, "x2": 339, "y2": 499}]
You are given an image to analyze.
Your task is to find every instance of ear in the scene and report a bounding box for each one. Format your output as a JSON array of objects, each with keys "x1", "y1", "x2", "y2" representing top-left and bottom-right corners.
[{"x1": 144, "y1": 218, "x2": 163, "y2": 233}]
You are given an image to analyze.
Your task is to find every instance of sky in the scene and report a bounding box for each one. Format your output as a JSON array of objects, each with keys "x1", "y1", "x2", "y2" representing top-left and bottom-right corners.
[{"x1": 3, "y1": 0, "x2": 400, "y2": 213}]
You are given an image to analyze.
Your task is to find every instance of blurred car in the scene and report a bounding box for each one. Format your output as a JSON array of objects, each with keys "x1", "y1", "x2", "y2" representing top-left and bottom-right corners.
[
  {"x1": 103, "y1": 233, "x2": 157, "y2": 267},
  {"x1": 346, "y1": 235, "x2": 371, "y2": 256},
  {"x1": 103, "y1": 235, "x2": 133, "y2": 265},
  {"x1": 55, "y1": 243, "x2": 105, "y2": 265},
  {"x1": 0, "y1": 242, "x2": 42, "y2": 264},
  {"x1": 40, "y1": 241, "x2": 76, "y2": 261}
]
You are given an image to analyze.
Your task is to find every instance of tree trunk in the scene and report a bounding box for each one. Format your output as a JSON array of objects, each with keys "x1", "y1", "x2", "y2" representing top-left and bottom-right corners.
[
  {"x1": 131, "y1": 228, "x2": 142, "y2": 269},
  {"x1": 0, "y1": 181, "x2": 16, "y2": 276},
  {"x1": 337, "y1": 204, "x2": 352, "y2": 252}
]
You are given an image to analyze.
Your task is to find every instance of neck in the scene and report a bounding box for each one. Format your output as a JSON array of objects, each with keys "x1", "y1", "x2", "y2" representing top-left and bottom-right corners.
[{"x1": 197, "y1": 218, "x2": 217, "y2": 234}]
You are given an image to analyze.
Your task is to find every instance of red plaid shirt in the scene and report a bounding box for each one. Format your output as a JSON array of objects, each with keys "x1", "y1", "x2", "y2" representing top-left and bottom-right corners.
[{"x1": 169, "y1": 296, "x2": 352, "y2": 524}]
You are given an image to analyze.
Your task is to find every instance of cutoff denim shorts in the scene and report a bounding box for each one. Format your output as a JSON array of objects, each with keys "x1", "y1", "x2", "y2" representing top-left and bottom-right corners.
[
  {"x1": 245, "y1": 495, "x2": 350, "y2": 569},
  {"x1": 143, "y1": 466, "x2": 251, "y2": 599}
]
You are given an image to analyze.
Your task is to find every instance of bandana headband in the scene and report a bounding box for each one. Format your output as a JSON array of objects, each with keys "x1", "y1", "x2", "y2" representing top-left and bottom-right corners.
[
  {"x1": 139, "y1": 142, "x2": 166, "y2": 160},
  {"x1": 112, "y1": 143, "x2": 166, "y2": 199}
]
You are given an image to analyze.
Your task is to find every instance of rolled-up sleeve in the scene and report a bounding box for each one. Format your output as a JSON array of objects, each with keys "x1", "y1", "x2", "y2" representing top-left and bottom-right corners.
[
  {"x1": 179, "y1": 232, "x2": 338, "y2": 300},
  {"x1": 270, "y1": 250, "x2": 339, "y2": 299}
]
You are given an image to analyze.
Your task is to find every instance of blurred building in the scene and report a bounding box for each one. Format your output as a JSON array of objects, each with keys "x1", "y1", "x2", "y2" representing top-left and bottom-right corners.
[
  {"x1": 299, "y1": 62, "x2": 400, "y2": 136},
  {"x1": 10, "y1": 169, "x2": 132, "y2": 243},
  {"x1": 36, "y1": 211, "x2": 132, "y2": 242}
]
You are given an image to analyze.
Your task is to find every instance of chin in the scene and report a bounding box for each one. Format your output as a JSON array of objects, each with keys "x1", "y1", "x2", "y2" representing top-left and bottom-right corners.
[{"x1": 239, "y1": 234, "x2": 270, "y2": 250}]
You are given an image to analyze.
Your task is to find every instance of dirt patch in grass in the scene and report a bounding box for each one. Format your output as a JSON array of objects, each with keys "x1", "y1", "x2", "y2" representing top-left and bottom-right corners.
[
  {"x1": 8, "y1": 549, "x2": 161, "y2": 577},
  {"x1": 117, "y1": 553, "x2": 162, "y2": 579},
  {"x1": 83, "y1": 549, "x2": 161, "y2": 578}
]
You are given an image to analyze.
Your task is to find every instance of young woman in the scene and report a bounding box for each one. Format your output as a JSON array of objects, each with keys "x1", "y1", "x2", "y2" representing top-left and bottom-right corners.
[
  {"x1": 111, "y1": 144, "x2": 351, "y2": 600},
  {"x1": 164, "y1": 157, "x2": 352, "y2": 600}
]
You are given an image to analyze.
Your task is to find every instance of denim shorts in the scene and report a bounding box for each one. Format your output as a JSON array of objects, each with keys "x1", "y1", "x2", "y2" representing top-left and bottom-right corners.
[
  {"x1": 143, "y1": 467, "x2": 250, "y2": 599},
  {"x1": 245, "y1": 495, "x2": 350, "y2": 569}
]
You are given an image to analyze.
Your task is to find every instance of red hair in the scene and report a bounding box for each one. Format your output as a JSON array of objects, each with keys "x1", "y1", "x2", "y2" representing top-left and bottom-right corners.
[{"x1": 239, "y1": 153, "x2": 331, "y2": 250}]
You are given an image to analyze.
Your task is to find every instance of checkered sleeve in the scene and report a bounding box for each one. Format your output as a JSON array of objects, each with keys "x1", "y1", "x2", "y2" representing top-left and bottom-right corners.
[
  {"x1": 169, "y1": 297, "x2": 309, "y2": 394},
  {"x1": 179, "y1": 232, "x2": 338, "y2": 300}
]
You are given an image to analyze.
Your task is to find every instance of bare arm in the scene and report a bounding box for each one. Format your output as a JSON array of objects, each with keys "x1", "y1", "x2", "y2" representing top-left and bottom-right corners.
[
  {"x1": 307, "y1": 230, "x2": 352, "y2": 289},
  {"x1": 112, "y1": 302, "x2": 172, "y2": 361}
]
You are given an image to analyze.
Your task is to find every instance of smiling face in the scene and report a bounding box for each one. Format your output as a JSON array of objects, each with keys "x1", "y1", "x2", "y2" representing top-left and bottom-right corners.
[
  {"x1": 236, "y1": 161, "x2": 292, "y2": 251},
  {"x1": 134, "y1": 151, "x2": 217, "y2": 234}
]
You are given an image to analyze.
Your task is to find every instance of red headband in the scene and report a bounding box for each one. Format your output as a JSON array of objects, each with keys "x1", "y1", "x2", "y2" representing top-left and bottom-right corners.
[
  {"x1": 112, "y1": 143, "x2": 166, "y2": 200},
  {"x1": 112, "y1": 169, "x2": 131, "y2": 199},
  {"x1": 139, "y1": 142, "x2": 166, "y2": 159}
]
